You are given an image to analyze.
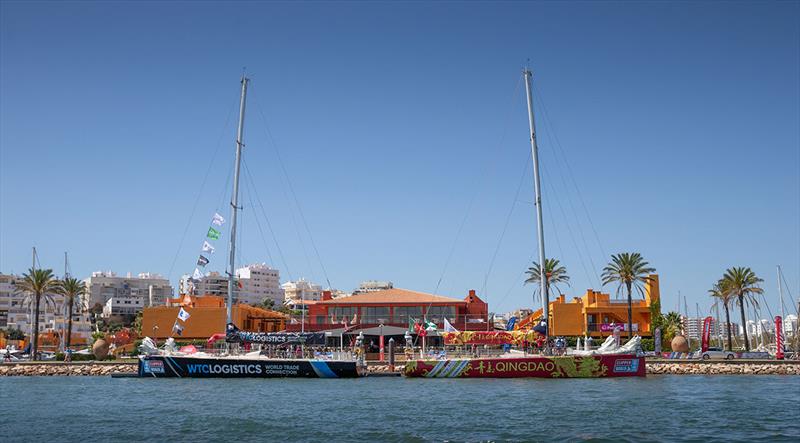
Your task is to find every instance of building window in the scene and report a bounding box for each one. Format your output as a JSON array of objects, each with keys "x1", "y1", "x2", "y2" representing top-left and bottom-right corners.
[
  {"x1": 426, "y1": 306, "x2": 456, "y2": 323},
  {"x1": 361, "y1": 306, "x2": 390, "y2": 324},
  {"x1": 330, "y1": 307, "x2": 357, "y2": 322},
  {"x1": 393, "y1": 306, "x2": 423, "y2": 323}
]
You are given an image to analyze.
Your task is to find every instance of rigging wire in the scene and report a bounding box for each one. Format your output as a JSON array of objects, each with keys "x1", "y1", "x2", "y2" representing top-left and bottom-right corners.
[
  {"x1": 167, "y1": 97, "x2": 238, "y2": 281},
  {"x1": 540, "y1": 124, "x2": 602, "y2": 288},
  {"x1": 539, "y1": 158, "x2": 597, "y2": 290},
  {"x1": 249, "y1": 84, "x2": 332, "y2": 289},
  {"x1": 241, "y1": 167, "x2": 275, "y2": 266},
  {"x1": 481, "y1": 152, "x2": 529, "y2": 296},
  {"x1": 242, "y1": 159, "x2": 294, "y2": 281},
  {"x1": 430, "y1": 74, "x2": 524, "y2": 300},
  {"x1": 532, "y1": 84, "x2": 608, "y2": 262}
]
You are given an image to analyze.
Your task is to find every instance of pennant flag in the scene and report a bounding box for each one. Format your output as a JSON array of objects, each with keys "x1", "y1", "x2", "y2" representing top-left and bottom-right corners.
[
  {"x1": 211, "y1": 212, "x2": 226, "y2": 226},
  {"x1": 182, "y1": 293, "x2": 192, "y2": 307},
  {"x1": 206, "y1": 227, "x2": 221, "y2": 240},
  {"x1": 351, "y1": 313, "x2": 357, "y2": 324},
  {"x1": 408, "y1": 317, "x2": 416, "y2": 333},
  {"x1": 443, "y1": 317, "x2": 458, "y2": 333},
  {"x1": 172, "y1": 322, "x2": 184, "y2": 336},
  {"x1": 192, "y1": 268, "x2": 204, "y2": 281},
  {"x1": 197, "y1": 255, "x2": 209, "y2": 267},
  {"x1": 201, "y1": 241, "x2": 215, "y2": 254},
  {"x1": 425, "y1": 321, "x2": 437, "y2": 332},
  {"x1": 178, "y1": 307, "x2": 191, "y2": 322}
]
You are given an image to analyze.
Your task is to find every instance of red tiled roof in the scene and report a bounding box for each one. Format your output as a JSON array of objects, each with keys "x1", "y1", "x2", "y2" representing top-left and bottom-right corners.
[{"x1": 316, "y1": 288, "x2": 463, "y2": 305}]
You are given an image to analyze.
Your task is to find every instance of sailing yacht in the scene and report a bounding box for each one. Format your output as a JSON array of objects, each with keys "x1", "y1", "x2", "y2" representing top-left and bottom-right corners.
[
  {"x1": 404, "y1": 69, "x2": 646, "y2": 378},
  {"x1": 137, "y1": 77, "x2": 361, "y2": 378}
]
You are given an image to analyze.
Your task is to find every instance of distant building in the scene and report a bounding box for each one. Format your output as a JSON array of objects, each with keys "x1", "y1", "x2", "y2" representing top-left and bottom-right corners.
[
  {"x1": 83, "y1": 271, "x2": 173, "y2": 314},
  {"x1": 784, "y1": 314, "x2": 798, "y2": 337},
  {"x1": 181, "y1": 272, "x2": 228, "y2": 297},
  {"x1": 354, "y1": 281, "x2": 393, "y2": 294},
  {"x1": 282, "y1": 278, "x2": 323, "y2": 304},
  {"x1": 1, "y1": 273, "x2": 92, "y2": 345},
  {"x1": 235, "y1": 263, "x2": 283, "y2": 306},
  {"x1": 287, "y1": 288, "x2": 489, "y2": 334},
  {"x1": 182, "y1": 263, "x2": 284, "y2": 307}
]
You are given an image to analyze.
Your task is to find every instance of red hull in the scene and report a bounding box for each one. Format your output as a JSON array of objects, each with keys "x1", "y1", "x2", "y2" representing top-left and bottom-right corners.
[{"x1": 404, "y1": 354, "x2": 645, "y2": 378}]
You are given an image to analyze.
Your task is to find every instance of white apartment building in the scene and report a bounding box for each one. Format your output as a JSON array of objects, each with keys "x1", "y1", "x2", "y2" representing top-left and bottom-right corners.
[
  {"x1": 0, "y1": 273, "x2": 92, "y2": 344},
  {"x1": 185, "y1": 264, "x2": 284, "y2": 307},
  {"x1": 83, "y1": 271, "x2": 173, "y2": 315},
  {"x1": 282, "y1": 278, "x2": 323, "y2": 304},
  {"x1": 181, "y1": 272, "x2": 229, "y2": 297},
  {"x1": 235, "y1": 263, "x2": 283, "y2": 306},
  {"x1": 784, "y1": 314, "x2": 798, "y2": 337}
]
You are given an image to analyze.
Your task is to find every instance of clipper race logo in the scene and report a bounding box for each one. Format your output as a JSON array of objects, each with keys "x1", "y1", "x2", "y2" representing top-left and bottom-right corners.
[
  {"x1": 143, "y1": 360, "x2": 165, "y2": 374},
  {"x1": 613, "y1": 358, "x2": 639, "y2": 373}
]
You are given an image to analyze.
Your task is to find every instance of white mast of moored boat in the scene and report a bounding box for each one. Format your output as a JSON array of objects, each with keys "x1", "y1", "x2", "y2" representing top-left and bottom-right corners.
[
  {"x1": 227, "y1": 75, "x2": 249, "y2": 325},
  {"x1": 523, "y1": 68, "x2": 549, "y2": 338}
]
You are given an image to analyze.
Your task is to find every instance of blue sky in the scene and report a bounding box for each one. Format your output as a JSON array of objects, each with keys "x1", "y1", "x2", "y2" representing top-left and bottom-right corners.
[{"x1": 1, "y1": 1, "x2": 798, "y2": 317}]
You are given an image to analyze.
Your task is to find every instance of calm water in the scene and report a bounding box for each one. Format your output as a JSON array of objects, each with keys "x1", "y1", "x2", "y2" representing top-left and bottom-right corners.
[{"x1": 0, "y1": 375, "x2": 798, "y2": 442}]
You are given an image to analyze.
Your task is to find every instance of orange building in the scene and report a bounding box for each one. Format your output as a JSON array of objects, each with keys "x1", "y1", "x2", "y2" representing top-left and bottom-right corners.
[
  {"x1": 141, "y1": 295, "x2": 287, "y2": 340},
  {"x1": 519, "y1": 274, "x2": 661, "y2": 337}
]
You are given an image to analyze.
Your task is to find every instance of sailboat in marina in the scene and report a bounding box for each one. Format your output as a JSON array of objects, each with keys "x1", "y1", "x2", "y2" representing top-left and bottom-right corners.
[
  {"x1": 137, "y1": 76, "x2": 361, "y2": 378},
  {"x1": 403, "y1": 69, "x2": 646, "y2": 378}
]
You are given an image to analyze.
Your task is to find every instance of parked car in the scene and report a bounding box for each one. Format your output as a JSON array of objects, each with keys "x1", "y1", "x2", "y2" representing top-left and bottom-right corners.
[{"x1": 701, "y1": 347, "x2": 736, "y2": 360}]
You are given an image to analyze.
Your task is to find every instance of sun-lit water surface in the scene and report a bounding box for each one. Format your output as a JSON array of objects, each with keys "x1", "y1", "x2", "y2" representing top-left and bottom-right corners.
[{"x1": 0, "y1": 375, "x2": 797, "y2": 442}]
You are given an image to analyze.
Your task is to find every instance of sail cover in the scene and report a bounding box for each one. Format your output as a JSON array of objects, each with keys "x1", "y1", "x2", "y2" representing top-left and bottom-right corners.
[{"x1": 225, "y1": 323, "x2": 326, "y2": 345}]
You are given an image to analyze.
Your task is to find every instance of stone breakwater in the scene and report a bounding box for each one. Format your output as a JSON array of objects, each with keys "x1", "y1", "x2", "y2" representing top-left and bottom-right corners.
[
  {"x1": 647, "y1": 362, "x2": 800, "y2": 375},
  {"x1": 0, "y1": 362, "x2": 137, "y2": 376}
]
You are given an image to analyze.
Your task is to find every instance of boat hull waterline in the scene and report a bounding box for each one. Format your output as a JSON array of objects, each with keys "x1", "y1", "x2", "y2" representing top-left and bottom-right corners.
[
  {"x1": 138, "y1": 355, "x2": 360, "y2": 378},
  {"x1": 403, "y1": 354, "x2": 646, "y2": 378}
]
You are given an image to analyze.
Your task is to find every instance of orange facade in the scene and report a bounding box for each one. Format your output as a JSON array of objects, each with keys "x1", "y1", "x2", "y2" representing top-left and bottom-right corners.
[
  {"x1": 141, "y1": 295, "x2": 287, "y2": 340},
  {"x1": 519, "y1": 274, "x2": 661, "y2": 337}
]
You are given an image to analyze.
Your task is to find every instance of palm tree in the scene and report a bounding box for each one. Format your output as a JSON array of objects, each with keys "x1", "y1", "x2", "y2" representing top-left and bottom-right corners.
[
  {"x1": 524, "y1": 258, "x2": 570, "y2": 296},
  {"x1": 15, "y1": 268, "x2": 61, "y2": 360},
  {"x1": 660, "y1": 311, "x2": 683, "y2": 344},
  {"x1": 56, "y1": 277, "x2": 87, "y2": 351},
  {"x1": 709, "y1": 280, "x2": 735, "y2": 351},
  {"x1": 721, "y1": 267, "x2": 763, "y2": 352},
  {"x1": 601, "y1": 253, "x2": 656, "y2": 339}
]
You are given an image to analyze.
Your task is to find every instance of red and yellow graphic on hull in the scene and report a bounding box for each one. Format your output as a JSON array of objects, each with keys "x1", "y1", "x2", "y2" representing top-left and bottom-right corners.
[{"x1": 403, "y1": 355, "x2": 645, "y2": 378}]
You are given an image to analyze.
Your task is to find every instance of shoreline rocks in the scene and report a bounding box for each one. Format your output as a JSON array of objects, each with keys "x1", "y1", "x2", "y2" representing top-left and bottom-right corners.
[
  {"x1": 0, "y1": 363, "x2": 137, "y2": 376},
  {"x1": 646, "y1": 362, "x2": 800, "y2": 375}
]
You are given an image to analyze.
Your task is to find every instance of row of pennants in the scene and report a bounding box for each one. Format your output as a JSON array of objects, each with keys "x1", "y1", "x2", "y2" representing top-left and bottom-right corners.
[{"x1": 174, "y1": 212, "x2": 226, "y2": 336}]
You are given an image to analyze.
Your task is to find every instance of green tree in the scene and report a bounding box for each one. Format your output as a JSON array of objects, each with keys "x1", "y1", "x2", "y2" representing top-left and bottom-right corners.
[
  {"x1": 709, "y1": 280, "x2": 735, "y2": 351},
  {"x1": 660, "y1": 311, "x2": 683, "y2": 344},
  {"x1": 601, "y1": 253, "x2": 656, "y2": 339},
  {"x1": 15, "y1": 268, "x2": 61, "y2": 359},
  {"x1": 524, "y1": 258, "x2": 570, "y2": 296},
  {"x1": 56, "y1": 277, "x2": 87, "y2": 351},
  {"x1": 721, "y1": 267, "x2": 763, "y2": 352}
]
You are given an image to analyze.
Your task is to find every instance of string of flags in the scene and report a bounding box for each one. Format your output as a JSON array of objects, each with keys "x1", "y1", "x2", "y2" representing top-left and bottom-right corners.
[
  {"x1": 174, "y1": 212, "x2": 225, "y2": 337},
  {"x1": 191, "y1": 212, "x2": 226, "y2": 283}
]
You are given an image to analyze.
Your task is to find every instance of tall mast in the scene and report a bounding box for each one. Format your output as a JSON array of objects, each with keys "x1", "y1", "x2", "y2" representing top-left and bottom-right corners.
[
  {"x1": 227, "y1": 75, "x2": 249, "y2": 325},
  {"x1": 523, "y1": 68, "x2": 548, "y2": 337}
]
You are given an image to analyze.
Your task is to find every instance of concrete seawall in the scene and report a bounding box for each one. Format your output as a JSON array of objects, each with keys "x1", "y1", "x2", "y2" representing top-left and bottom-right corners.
[{"x1": 2, "y1": 360, "x2": 799, "y2": 376}]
